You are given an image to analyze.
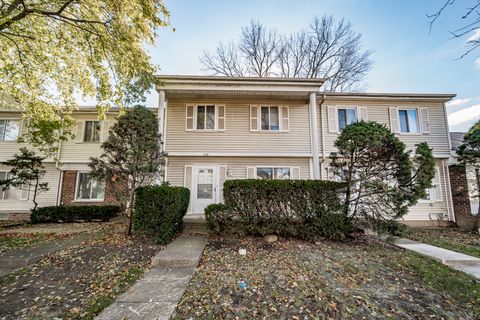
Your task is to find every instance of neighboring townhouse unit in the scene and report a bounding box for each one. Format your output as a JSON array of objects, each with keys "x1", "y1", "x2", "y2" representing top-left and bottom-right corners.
[{"x1": 0, "y1": 75, "x2": 457, "y2": 227}]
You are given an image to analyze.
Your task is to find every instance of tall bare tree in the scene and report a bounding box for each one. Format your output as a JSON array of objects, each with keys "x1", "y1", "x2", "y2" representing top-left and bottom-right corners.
[
  {"x1": 200, "y1": 16, "x2": 373, "y2": 92},
  {"x1": 428, "y1": 0, "x2": 480, "y2": 58}
]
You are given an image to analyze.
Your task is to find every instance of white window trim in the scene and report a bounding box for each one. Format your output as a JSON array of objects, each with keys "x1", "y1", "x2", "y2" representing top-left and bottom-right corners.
[
  {"x1": 188, "y1": 104, "x2": 226, "y2": 132},
  {"x1": 336, "y1": 106, "x2": 358, "y2": 132},
  {"x1": 418, "y1": 167, "x2": 443, "y2": 203},
  {"x1": 397, "y1": 108, "x2": 421, "y2": 135},
  {"x1": 74, "y1": 171, "x2": 105, "y2": 202},
  {"x1": 255, "y1": 106, "x2": 289, "y2": 133},
  {"x1": 0, "y1": 171, "x2": 8, "y2": 200},
  {"x1": 254, "y1": 166, "x2": 294, "y2": 180},
  {"x1": 0, "y1": 118, "x2": 21, "y2": 142},
  {"x1": 19, "y1": 184, "x2": 29, "y2": 201},
  {"x1": 82, "y1": 120, "x2": 102, "y2": 143}
]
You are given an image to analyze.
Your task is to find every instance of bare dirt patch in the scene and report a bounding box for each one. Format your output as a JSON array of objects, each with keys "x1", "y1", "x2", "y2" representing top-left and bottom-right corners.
[
  {"x1": 173, "y1": 236, "x2": 479, "y2": 319},
  {"x1": 0, "y1": 222, "x2": 161, "y2": 319}
]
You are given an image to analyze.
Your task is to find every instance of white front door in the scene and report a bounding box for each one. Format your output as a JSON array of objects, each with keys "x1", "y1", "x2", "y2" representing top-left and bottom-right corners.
[{"x1": 192, "y1": 166, "x2": 217, "y2": 213}]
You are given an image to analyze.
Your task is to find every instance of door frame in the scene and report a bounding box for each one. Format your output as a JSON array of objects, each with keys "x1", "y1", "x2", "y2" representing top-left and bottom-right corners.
[{"x1": 191, "y1": 165, "x2": 219, "y2": 213}]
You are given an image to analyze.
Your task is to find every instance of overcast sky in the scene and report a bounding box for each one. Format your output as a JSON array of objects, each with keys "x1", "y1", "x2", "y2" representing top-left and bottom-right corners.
[{"x1": 143, "y1": 0, "x2": 480, "y2": 132}]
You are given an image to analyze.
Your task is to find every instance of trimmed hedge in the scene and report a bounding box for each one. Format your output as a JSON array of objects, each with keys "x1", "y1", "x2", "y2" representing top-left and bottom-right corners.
[
  {"x1": 31, "y1": 205, "x2": 119, "y2": 223},
  {"x1": 205, "y1": 179, "x2": 352, "y2": 240},
  {"x1": 134, "y1": 185, "x2": 190, "y2": 245}
]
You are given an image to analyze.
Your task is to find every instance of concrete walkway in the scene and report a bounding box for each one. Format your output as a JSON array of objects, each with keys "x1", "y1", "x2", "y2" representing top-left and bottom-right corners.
[
  {"x1": 0, "y1": 232, "x2": 92, "y2": 276},
  {"x1": 96, "y1": 235, "x2": 207, "y2": 320},
  {"x1": 396, "y1": 238, "x2": 480, "y2": 279}
]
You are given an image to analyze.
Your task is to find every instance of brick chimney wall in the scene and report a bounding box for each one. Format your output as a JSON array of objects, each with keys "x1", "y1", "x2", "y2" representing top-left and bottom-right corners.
[{"x1": 449, "y1": 165, "x2": 476, "y2": 230}]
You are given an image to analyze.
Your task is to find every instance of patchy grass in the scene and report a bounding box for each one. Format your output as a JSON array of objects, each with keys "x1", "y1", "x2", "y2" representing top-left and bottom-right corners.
[
  {"x1": 173, "y1": 236, "x2": 479, "y2": 319},
  {"x1": 0, "y1": 233, "x2": 53, "y2": 253},
  {"x1": 0, "y1": 222, "x2": 161, "y2": 319},
  {"x1": 405, "y1": 227, "x2": 480, "y2": 258}
]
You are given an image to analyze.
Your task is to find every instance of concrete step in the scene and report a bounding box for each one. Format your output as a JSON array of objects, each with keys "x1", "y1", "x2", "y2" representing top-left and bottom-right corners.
[{"x1": 151, "y1": 235, "x2": 208, "y2": 268}]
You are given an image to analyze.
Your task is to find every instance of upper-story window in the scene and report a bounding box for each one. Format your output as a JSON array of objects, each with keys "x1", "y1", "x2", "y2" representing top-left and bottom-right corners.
[
  {"x1": 398, "y1": 109, "x2": 419, "y2": 133},
  {"x1": 337, "y1": 108, "x2": 357, "y2": 131},
  {"x1": 250, "y1": 106, "x2": 289, "y2": 132},
  {"x1": 0, "y1": 119, "x2": 20, "y2": 141},
  {"x1": 185, "y1": 105, "x2": 225, "y2": 131},
  {"x1": 75, "y1": 172, "x2": 105, "y2": 201},
  {"x1": 84, "y1": 121, "x2": 101, "y2": 142}
]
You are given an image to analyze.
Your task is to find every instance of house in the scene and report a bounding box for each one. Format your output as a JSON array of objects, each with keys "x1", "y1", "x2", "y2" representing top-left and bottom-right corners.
[{"x1": 0, "y1": 75, "x2": 457, "y2": 226}]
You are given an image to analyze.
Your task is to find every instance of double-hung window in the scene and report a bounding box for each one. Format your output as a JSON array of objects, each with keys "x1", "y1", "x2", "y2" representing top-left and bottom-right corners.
[
  {"x1": 75, "y1": 172, "x2": 105, "y2": 201},
  {"x1": 186, "y1": 105, "x2": 225, "y2": 131},
  {"x1": 260, "y1": 106, "x2": 280, "y2": 131},
  {"x1": 398, "y1": 109, "x2": 419, "y2": 133},
  {"x1": 84, "y1": 121, "x2": 101, "y2": 142},
  {"x1": 0, "y1": 119, "x2": 20, "y2": 141},
  {"x1": 256, "y1": 167, "x2": 291, "y2": 180},
  {"x1": 0, "y1": 172, "x2": 8, "y2": 200},
  {"x1": 337, "y1": 108, "x2": 357, "y2": 131}
]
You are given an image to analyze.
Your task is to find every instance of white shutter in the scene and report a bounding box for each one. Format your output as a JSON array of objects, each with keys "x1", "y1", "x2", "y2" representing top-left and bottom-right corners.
[
  {"x1": 217, "y1": 105, "x2": 226, "y2": 131},
  {"x1": 433, "y1": 167, "x2": 442, "y2": 202},
  {"x1": 281, "y1": 106, "x2": 289, "y2": 131},
  {"x1": 420, "y1": 108, "x2": 430, "y2": 134},
  {"x1": 184, "y1": 165, "x2": 193, "y2": 189},
  {"x1": 358, "y1": 107, "x2": 368, "y2": 121},
  {"x1": 185, "y1": 105, "x2": 194, "y2": 131},
  {"x1": 389, "y1": 107, "x2": 399, "y2": 133},
  {"x1": 75, "y1": 121, "x2": 85, "y2": 143},
  {"x1": 100, "y1": 121, "x2": 110, "y2": 142},
  {"x1": 218, "y1": 165, "x2": 227, "y2": 203},
  {"x1": 19, "y1": 185, "x2": 29, "y2": 200},
  {"x1": 20, "y1": 120, "x2": 29, "y2": 141},
  {"x1": 327, "y1": 106, "x2": 338, "y2": 133},
  {"x1": 250, "y1": 106, "x2": 259, "y2": 131},
  {"x1": 246, "y1": 167, "x2": 256, "y2": 179},
  {"x1": 292, "y1": 167, "x2": 300, "y2": 180}
]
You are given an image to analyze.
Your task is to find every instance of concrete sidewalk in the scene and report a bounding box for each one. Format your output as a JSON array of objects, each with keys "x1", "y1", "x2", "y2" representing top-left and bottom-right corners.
[
  {"x1": 0, "y1": 232, "x2": 92, "y2": 276},
  {"x1": 96, "y1": 235, "x2": 207, "y2": 320},
  {"x1": 395, "y1": 238, "x2": 480, "y2": 279}
]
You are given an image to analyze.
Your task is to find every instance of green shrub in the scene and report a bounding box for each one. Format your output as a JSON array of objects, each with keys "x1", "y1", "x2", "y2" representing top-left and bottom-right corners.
[
  {"x1": 206, "y1": 179, "x2": 352, "y2": 240},
  {"x1": 31, "y1": 205, "x2": 119, "y2": 223},
  {"x1": 134, "y1": 185, "x2": 190, "y2": 245}
]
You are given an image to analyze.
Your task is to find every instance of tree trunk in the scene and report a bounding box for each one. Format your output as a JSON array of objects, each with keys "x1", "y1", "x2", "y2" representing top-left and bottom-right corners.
[
  {"x1": 32, "y1": 181, "x2": 39, "y2": 212},
  {"x1": 125, "y1": 190, "x2": 135, "y2": 236}
]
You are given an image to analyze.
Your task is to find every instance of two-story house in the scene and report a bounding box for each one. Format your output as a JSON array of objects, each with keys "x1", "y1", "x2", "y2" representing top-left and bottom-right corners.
[{"x1": 0, "y1": 75, "x2": 456, "y2": 226}]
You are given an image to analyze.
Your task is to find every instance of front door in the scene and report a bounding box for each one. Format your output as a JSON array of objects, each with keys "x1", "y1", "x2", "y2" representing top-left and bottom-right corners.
[{"x1": 192, "y1": 166, "x2": 217, "y2": 213}]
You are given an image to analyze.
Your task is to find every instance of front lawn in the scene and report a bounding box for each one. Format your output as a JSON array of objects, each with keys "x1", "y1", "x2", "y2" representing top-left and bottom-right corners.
[
  {"x1": 0, "y1": 222, "x2": 162, "y2": 320},
  {"x1": 173, "y1": 236, "x2": 480, "y2": 319},
  {"x1": 404, "y1": 227, "x2": 480, "y2": 258}
]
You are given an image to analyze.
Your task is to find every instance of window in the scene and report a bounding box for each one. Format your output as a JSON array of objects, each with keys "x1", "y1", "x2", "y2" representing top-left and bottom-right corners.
[
  {"x1": 83, "y1": 121, "x2": 101, "y2": 142},
  {"x1": 0, "y1": 172, "x2": 8, "y2": 200},
  {"x1": 186, "y1": 105, "x2": 225, "y2": 131},
  {"x1": 75, "y1": 172, "x2": 105, "y2": 201},
  {"x1": 421, "y1": 167, "x2": 442, "y2": 202},
  {"x1": 0, "y1": 119, "x2": 20, "y2": 141},
  {"x1": 337, "y1": 108, "x2": 357, "y2": 131},
  {"x1": 256, "y1": 167, "x2": 291, "y2": 180},
  {"x1": 260, "y1": 106, "x2": 280, "y2": 131},
  {"x1": 398, "y1": 109, "x2": 419, "y2": 133}
]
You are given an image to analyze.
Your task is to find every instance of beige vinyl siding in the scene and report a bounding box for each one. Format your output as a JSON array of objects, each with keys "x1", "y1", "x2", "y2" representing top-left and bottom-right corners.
[
  {"x1": 319, "y1": 100, "x2": 450, "y2": 157},
  {"x1": 166, "y1": 156, "x2": 311, "y2": 186},
  {"x1": 321, "y1": 159, "x2": 453, "y2": 222},
  {"x1": 60, "y1": 114, "x2": 117, "y2": 163},
  {"x1": 165, "y1": 101, "x2": 312, "y2": 155},
  {"x1": 0, "y1": 163, "x2": 60, "y2": 212}
]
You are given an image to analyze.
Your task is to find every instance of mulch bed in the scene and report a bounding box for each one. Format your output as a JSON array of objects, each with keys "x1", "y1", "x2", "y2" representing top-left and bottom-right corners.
[
  {"x1": 173, "y1": 235, "x2": 478, "y2": 319},
  {"x1": 0, "y1": 225, "x2": 161, "y2": 319}
]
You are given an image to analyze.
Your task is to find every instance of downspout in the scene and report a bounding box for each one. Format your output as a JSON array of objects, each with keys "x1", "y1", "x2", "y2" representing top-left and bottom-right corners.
[
  {"x1": 319, "y1": 94, "x2": 326, "y2": 179},
  {"x1": 442, "y1": 101, "x2": 456, "y2": 222},
  {"x1": 55, "y1": 115, "x2": 64, "y2": 206},
  {"x1": 309, "y1": 92, "x2": 320, "y2": 179},
  {"x1": 158, "y1": 90, "x2": 166, "y2": 184}
]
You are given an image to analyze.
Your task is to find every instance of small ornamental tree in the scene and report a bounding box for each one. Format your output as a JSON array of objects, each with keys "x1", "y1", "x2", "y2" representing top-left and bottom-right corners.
[
  {"x1": 329, "y1": 121, "x2": 435, "y2": 231},
  {"x1": 457, "y1": 119, "x2": 480, "y2": 229},
  {"x1": 0, "y1": 147, "x2": 49, "y2": 212},
  {"x1": 89, "y1": 106, "x2": 164, "y2": 235}
]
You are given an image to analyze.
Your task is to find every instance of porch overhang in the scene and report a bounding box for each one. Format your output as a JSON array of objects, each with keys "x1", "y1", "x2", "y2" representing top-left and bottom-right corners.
[{"x1": 155, "y1": 75, "x2": 324, "y2": 101}]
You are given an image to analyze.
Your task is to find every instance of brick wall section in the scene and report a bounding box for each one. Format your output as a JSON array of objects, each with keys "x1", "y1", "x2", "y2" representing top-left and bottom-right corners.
[
  {"x1": 449, "y1": 165, "x2": 476, "y2": 230},
  {"x1": 60, "y1": 170, "x2": 120, "y2": 206}
]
